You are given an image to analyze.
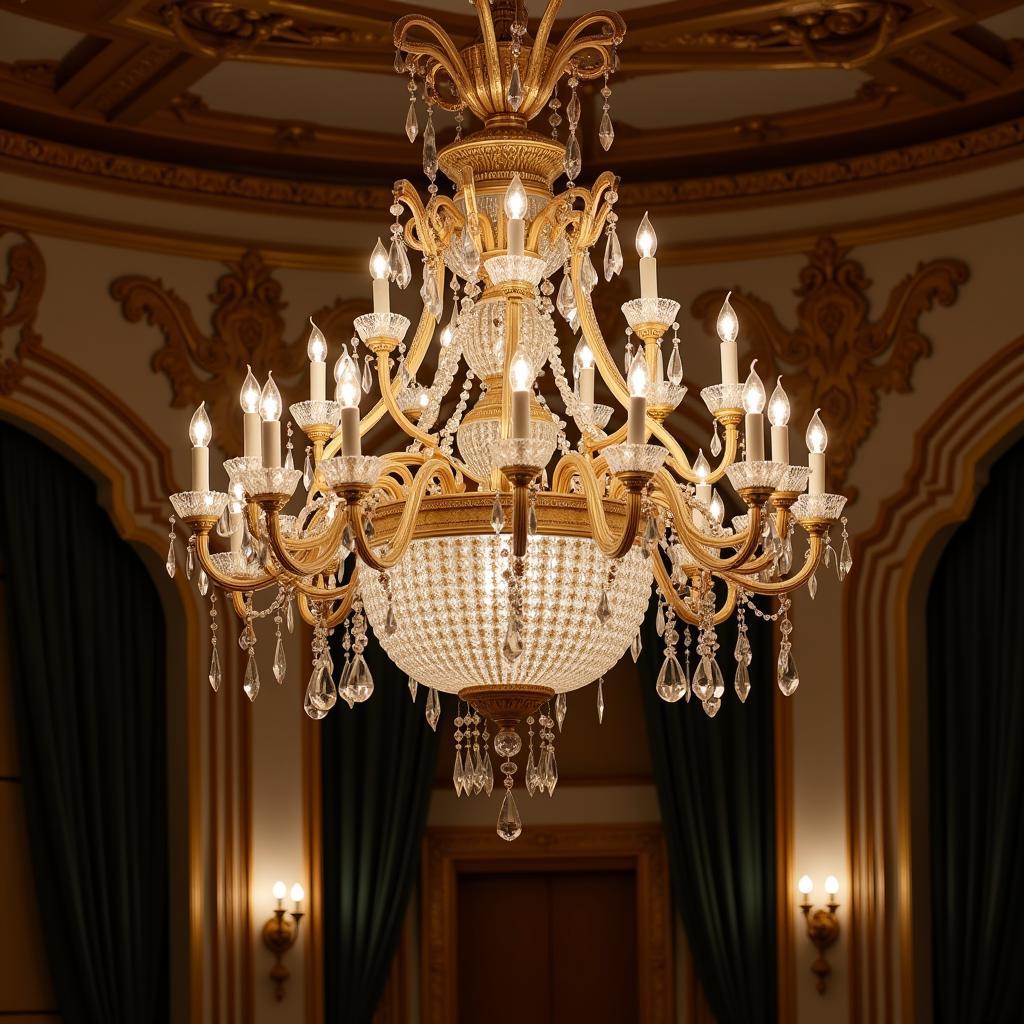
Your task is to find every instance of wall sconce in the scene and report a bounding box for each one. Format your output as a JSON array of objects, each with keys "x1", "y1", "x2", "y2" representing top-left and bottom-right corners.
[
  {"x1": 798, "y1": 874, "x2": 840, "y2": 994},
  {"x1": 262, "y1": 881, "x2": 304, "y2": 1000}
]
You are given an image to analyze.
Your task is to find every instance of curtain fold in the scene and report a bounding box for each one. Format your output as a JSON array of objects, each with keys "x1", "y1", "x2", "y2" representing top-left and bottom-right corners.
[
  {"x1": 0, "y1": 423, "x2": 168, "y2": 1024},
  {"x1": 322, "y1": 631, "x2": 440, "y2": 1023},
  {"x1": 639, "y1": 596, "x2": 777, "y2": 1024},
  {"x1": 927, "y1": 439, "x2": 1024, "y2": 1024}
]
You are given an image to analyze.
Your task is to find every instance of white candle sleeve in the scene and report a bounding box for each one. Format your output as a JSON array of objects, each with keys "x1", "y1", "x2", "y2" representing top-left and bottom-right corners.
[
  {"x1": 639, "y1": 256, "x2": 658, "y2": 300},
  {"x1": 230, "y1": 516, "x2": 242, "y2": 553},
  {"x1": 720, "y1": 341, "x2": 739, "y2": 385},
  {"x1": 809, "y1": 451, "x2": 826, "y2": 495},
  {"x1": 771, "y1": 425, "x2": 790, "y2": 465},
  {"x1": 191, "y1": 446, "x2": 209, "y2": 491},
  {"x1": 627, "y1": 395, "x2": 646, "y2": 445},
  {"x1": 579, "y1": 366, "x2": 595, "y2": 406},
  {"x1": 262, "y1": 420, "x2": 281, "y2": 468},
  {"x1": 744, "y1": 412, "x2": 764, "y2": 462},
  {"x1": 372, "y1": 277, "x2": 390, "y2": 316},
  {"x1": 310, "y1": 361, "x2": 326, "y2": 403},
  {"x1": 341, "y1": 406, "x2": 361, "y2": 457},
  {"x1": 507, "y1": 219, "x2": 525, "y2": 257},
  {"x1": 511, "y1": 390, "x2": 531, "y2": 440},
  {"x1": 243, "y1": 412, "x2": 262, "y2": 460},
  {"x1": 696, "y1": 483, "x2": 711, "y2": 506}
]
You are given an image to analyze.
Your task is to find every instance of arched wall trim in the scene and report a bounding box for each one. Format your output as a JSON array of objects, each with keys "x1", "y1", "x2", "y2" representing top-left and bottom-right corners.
[
  {"x1": 0, "y1": 356, "x2": 204, "y2": 1024},
  {"x1": 844, "y1": 333, "x2": 1024, "y2": 1023}
]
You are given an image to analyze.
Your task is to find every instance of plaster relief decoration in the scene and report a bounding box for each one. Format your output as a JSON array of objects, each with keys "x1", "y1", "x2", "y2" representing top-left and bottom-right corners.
[
  {"x1": 111, "y1": 250, "x2": 362, "y2": 453},
  {"x1": 0, "y1": 227, "x2": 45, "y2": 395},
  {"x1": 692, "y1": 236, "x2": 968, "y2": 498}
]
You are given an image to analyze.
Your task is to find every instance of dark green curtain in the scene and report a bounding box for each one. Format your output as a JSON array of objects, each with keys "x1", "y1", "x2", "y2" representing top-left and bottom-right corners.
[
  {"x1": 0, "y1": 423, "x2": 168, "y2": 1024},
  {"x1": 640, "y1": 594, "x2": 777, "y2": 1024},
  {"x1": 322, "y1": 630, "x2": 440, "y2": 1023},
  {"x1": 927, "y1": 438, "x2": 1024, "y2": 1024}
]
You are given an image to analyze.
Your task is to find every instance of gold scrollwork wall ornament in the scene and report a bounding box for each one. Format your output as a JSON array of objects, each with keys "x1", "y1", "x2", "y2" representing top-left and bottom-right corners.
[
  {"x1": 111, "y1": 250, "x2": 363, "y2": 454},
  {"x1": 693, "y1": 236, "x2": 968, "y2": 498},
  {"x1": 0, "y1": 227, "x2": 45, "y2": 395}
]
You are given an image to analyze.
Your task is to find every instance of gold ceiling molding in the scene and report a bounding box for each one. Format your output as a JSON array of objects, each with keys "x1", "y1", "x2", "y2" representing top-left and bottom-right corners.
[
  {"x1": 692, "y1": 236, "x2": 968, "y2": 498},
  {"x1": 843, "y1": 334, "x2": 1024, "y2": 1022},
  {"x1": 111, "y1": 249, "x2": 364, "y2": 455},
  {"x1": 0, "y1": 227, "x2": 45, "y2": 395}
]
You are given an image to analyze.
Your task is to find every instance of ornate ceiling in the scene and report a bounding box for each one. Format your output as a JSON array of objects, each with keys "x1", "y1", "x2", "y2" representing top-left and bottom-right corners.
[{"x1": 0, "y1": 0, "x2": 1022, "y2": 215}]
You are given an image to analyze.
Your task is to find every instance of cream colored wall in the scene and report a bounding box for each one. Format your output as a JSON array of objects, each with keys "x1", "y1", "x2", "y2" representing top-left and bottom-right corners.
[{"x1": 1, "y1": 146, "x2": 1022, "y2": 1022}]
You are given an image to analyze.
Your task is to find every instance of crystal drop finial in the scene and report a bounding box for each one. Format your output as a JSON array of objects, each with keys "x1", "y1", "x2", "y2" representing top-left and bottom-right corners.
[
  {"x1": 780, "y1": 534, "x2": 793, "y2": 575},
  {"x1": 566, "y1": 89, "x2": 581, "y2": 125},
  {"x1": 667, "y1": 342, "x2": 683, "y2": 386},
  {"x1": 597, "y1": 678, "x2": 605, "y2": 723},
  {"x1": 656, "y1": 655, "x2": 686, "y2": 702},
  {"x1": 502, "y1": 619, "x2": 523, "y2": 661},
  {"x1": 778, "y1": 647, "x2": 800, "y2": 696},
  {"x1": 361, "y1": 358, "x2": 373, "y2": 394},
  {"x1": 347, "y1": 653, "x2": 374, "y2": 702},
  {"x1": 556, "y1": 272, "x2": 576, "y2": 322},
  {"x1": 303, "y1": 668, "x2": 328, "y2": 720},
  {"x1": 461, "y1": 227, "x2": 480, "y2": 280},
  {"x1": 284, "y1": 446, "x2": 294, "y2": 472},
  {"x1": 497, "y1": 789, "x2": 522, "y2": 842},
  {"x1": 808, "y1": 572, "x2": 818, "y2": 599},
  {"x1": 302, "y1": 451, "x2": 313, "y2": 490},
  {"x1": 545, "y1": 749, "x2": 558, "y2": 795},
  {"x1": 630, "y1": 631, "x2": 642, "y2": 662},
  {"x1": 525, "y1": 749, "x2": 538, "y2": 796},
  {"x1": 595, "y1": 588, "x2": 611, "y2": 624},
  {"x1": 692, "y1": 656, "x2": 713, "y2": 702},
  {"x1": 286, "y1": 599, "x2": 294, "y2": 634},
  {"x1": 839, "y1": 538, "x2": 853, "y2": 580},
  {"x1": 490, "y1": 492, "x2": 505, "y2": 533},
  {"x1": 453, "y1": 749, "x2": 465, "y2": 796},
  {"x1": 655, "y1": 603, "x2": 666, "y2": 636},
  {"x1": 735, "y1": 659, "x2": 751, "y2": 702},
  {"x1": 598, "y1": 109, "x2": 614, "y2": 151},
  {"x1": 483, "y1": 751, "x2": 494, "y2": 796},
  {"x1": 425, "y1": 687, "x2": 440, "y2": 730},
  {"x1": 564, "y1": 134, "x2": 582, "y2": 181},
  {"x1": 405, "y1": 101, "x2": 419, "y2": 143},
  {"x1": 408, "y1": 676, "x2": 418, "y2": 702},
  {"x1": 555, "y1": 692, "x2": 567, "y2": 732},
  {"x1": 422, "y1": 119, "x2": 437, "y2": 179},
  {"x1": 704, "y1": 696, "x2": 721, "y2": 718},
  {"x1": 198, "y1": 569, "x2": 209, "y2": 596},
  {"x1": 711, "y1": 657, "x2": 725, "y2": 698},
  {"x1": 243, "y1": 651, "x2": 260, "y2": 702},
  {"x1": 341, "y1": 523, "x2": 356, "y2": 552},
  {"x1": 185, "y1": 543, "x2": 194, "y2": 581},
  {"x1": 603, "y1": 227, "x2": 623, "y2": 281},
  {"x1": 710, "y1": 421, "x2": 723, "y2": 458},
  {"x1": 581, "y1": 252, "x2": 598, "y2": 294},
  {"x1": 272, "y1": 637, "x2": 287, "y2": 684},
  {"x1": 208, "y1": 646, "x2": 222, "y2": 692},
  {"x1": 385, "y1": 604, "x2": 398, "y2": 636},
  {"x1": 734, "y1": 634, "x2": 752, "y2": 666},
  {"x1": 311, "y1": 663, "x2": 338, "y2": 711},
  {"x1": 528, "y1": 504, "x2": 538, "y2": 536},
  {"x1": 507, "y1": 62, "x2": 523, "y2": 111},
  {"x1": 390, "y1": 238, "x2": 412, "y2": 289}
]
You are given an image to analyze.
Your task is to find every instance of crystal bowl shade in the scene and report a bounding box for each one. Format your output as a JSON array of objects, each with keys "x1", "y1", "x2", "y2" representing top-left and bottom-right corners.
[
  {"x1": 455, "y1": 295, "x2": 555, "y2": 380},
  {"x1": 361, "y1": 534, "x2": 652, "y2": 695},
  {"x1": 458, "y1": 416, "x2": 558, "y2": 480}
]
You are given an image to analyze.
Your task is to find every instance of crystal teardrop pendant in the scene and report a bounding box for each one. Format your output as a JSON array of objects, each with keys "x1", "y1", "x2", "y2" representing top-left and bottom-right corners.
[
  {"x1": 595, "y1": 588, "x2": 611, "y2": 623},
  {"x1": 393, "y1": 239, "x2": 412, "y2": 289},
  {"x1": 507, "y1": 62, "x2": 523, "y2": 111},
  {"x1": 341, "y1": 523, "x2": 356, "y2": 552},
  {"x1": 216, "y1": 504, "x2": 232, "y2": 537},
  {"x1": 198, "y1": 569, "x2": 209, "y2": 596},
  {"x1": 483, "y1": 751, "x2": 494, "y2": 796},
  {"x1": 272, "y1": 636, "x2": 287, "y2": 684},
  {"x1": 284, "y1": 446, "x2": 294, "y2": 472},
  {"x1": 361, "y1": 358, "x2": 373, "y2": 394},
  {"x1": 808, "y1": 572, "x2": 818, "y2": 599},
  {"x1": 734, "y1": 633, "x2": 752, "y2": 666},
  {"x1": 692, "y1": 656, "x2": 713, "y2": 702},
  {"x1": 564, "y1": 133, "x2": 582, "y2": 181},
  {"x1": 779, "y1": 534, "x2": 793, "y2": 575},
  {"x1": 304, "y1": 669, "x2": 328, "y2": 720},
  {"x1": 185, "y1": 543, "x2": 194, "y2": 581},
  {"x1": 710, "y1": 420, "x2": 723, "y2": 457},
  {"x1": 302, "y1": 451, "x2": 313, "y2": 490},
  {"x1": 734, "y1": 659, "x2": 751, "y2": 702},
  {"x1": 603, "y1": 227, "x2": 622, "y2": 281},
  {"x1": 667, "y1": 342, "x2": 683, "y2": 385},
  {"x1": 286, "y1": 599, "x2": 294, "y2": 634},
  {"x1": 556, "y1": 272, "x2": 576, "y2": 322},
  {"x1": 703, "y1": 696, "x2": 721, "y2": 718},
  {"x1": 630, "y1": 631, "x2": 642, "y2": 662},
  {"x1": 313, "y1": 662, "x2": 339, "y2": 711},
  {"x1": 839, "y1": 538, "x2": 853, "y2": 580},
  {"x1": 425, "y1": 687, "x2": 440, "y2": 730},
  {"x1": 490, "y1": 492, "x2": 505, "y2": 533},
  {"x1": 656, "y1": 655, "x2": 685, "y2": 702},
  {"x1": 566, "y1": 88, "x2": 581, "y2": 125},
  {"x1": 422, "y1": 118, "x2": 437, "y2": 179},
  {"x1": 777, "y1": 647, "x2": 800, "y2": 696},
  {"x1": 581, "y1": 252, "x2": 598, "y2": 293},
  {"x1": 208, "y1": 646, "x2": 222, "y2": 692},
  {"x1": 405, "y1": 100, "x2": 419, "y2": 143},
  {"x1": 597, "y1": 677, "x2": 605, "y2": 723},
  {"x1": 497, "y1": 789, "x2": 522, "y2": 842},
  {"x1": 453, "y1": 749, "x2": 465, "y2": 796},
  {"x1": 243, "y1": 651, "x2": 260, "y2": 702},
  {"x1": 555, "y1": 692, "x2": 567, "y2": 732},
  {"x1": 655, "y1": 603, "x2": 666, "y2": 636},
  {"x1": 545, "y1": 749, "x2": 558, "y2": 795},
  {"x1": 711, "y1": 657, "x2": 725, "y2": 698},
  {"x1": 408, "y1": 677, "x2": 418, "y2": 702},
  {"x1": 598, "y1": 109, "x2": 614, "y2": 151},
  {"x1": 502, "y1": 618, "x2": 523, "y2": 661},
  {"x1": 347, "y1": 653, "x2": 374, "y2": 703},
  {"x1": 528, "y1": 504, "x2": 538, "y2": 536},
  {"x1": 525, "y1": 748, "x2": 538, "y2": 796}
]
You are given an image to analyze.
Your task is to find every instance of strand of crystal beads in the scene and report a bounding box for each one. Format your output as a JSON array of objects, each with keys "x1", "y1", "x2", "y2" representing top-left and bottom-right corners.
[
  {"x1": 667, "y1": 323, "x2": 684, "y2": 384},
  {"x1": 347, "y1": 596, "x2": 374, "y2": 703},
  {"x1": 388, "y1": 201, "x2": 413, "y2": 288},
  {"x1": 480, "y1": 720, "x2": 494, "y2": 796},
  {"x1": 422, "y1": 98, "x2": 438, "y2": 183},
  {"x1": 693, "y1": 584, "x2": 724, "y2": 717},
  {"x1": 548, "y1": 91, "x2": 561, "y2": 139},
  {"x1": 272, "y1": 609, "x2": 286, "y2": 685},
  {"x1": 497, "y1": 759, "x2": 522, "y2": 842},
  {"x1": 540, "y1": 710, "x2": 558, "y2": 795},
  {"x1": 242, "y1": 612, "x2": 260, "y2": 703},
  {"x1": 604, "y1": 212, "x2": 623, "y2": 281},
  {"x1": 598, "y1": 72, "x2": 614, "y2": 151},
  {"x1": 468, "y1": 711, "x2": 483, "y2": 795},
  {"x1": 453, "y1": 707, "x2": 466, "y2": 797},
  {"x1": 507, "y1": 17, "x2": 525, "y2": 111},
  {"x1": 338, "y1": 617, "x2": 353, "y2": 709},
  {"x1": 838, "y1": 517, "x2": 853, "y2": 580},
  {"x1": 439, "y1": 367, "x2": 474, "y2": 456},
  {"x1": 655, "y1": 603, "x2": 686, "y2": 702},
  {"x1": 564, "y1": 74, "x2": 581, "y2": 183},
  {"x1": 734, "y1": 602, "x2": 752, "y2": 703},
  {"x1": 777, "y1": 606, "x2": 799, "y2": 696},
  {"x1": 454, "y1": 105, "x2": 463, "y2": 142},
  {"x1": 525, "y1": 716, "x2": 538, "y2": 796},
  {"x1": 208, "y1": 590, "x2": 222, "y2": 692}
]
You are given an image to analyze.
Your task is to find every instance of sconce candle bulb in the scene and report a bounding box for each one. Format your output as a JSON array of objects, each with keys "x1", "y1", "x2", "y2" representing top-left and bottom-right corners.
[
  {"x1": 240, "y1": 365, "x2": 262, "y2": 460},
  {"x1": 259, "y1": 373, "x2": 283, "y2": 469},
  {"x1": 307, "y1": 318, "x2": 327, "y2": 402},
  {"x1": 635, "y1": 212, "x2": 658, "y2": 299},
  {"x1": 716, "y1": 292, "x2": 740, "y2": 385},
  {"x1": 370, "y1": 238, "x2": 390, "y2": 315},
  {"x1": 799, "y1": 870, "x2": 841, "y2": 995},
  {"x1": 742, "y1": 360, "x2": 766, "y2": 462},
  {"x1": 768, "y1": 377, "x2": 791, "y2": 464}
]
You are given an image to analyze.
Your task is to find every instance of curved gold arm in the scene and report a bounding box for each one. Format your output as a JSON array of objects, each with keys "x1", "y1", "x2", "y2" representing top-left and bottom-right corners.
[
  {"x1": 194, "y1": 530, "x2": 276, "y2": 594},
  {"x1": 524, "y1": 0, "x2": 567, "y2": 87},
  {"x1": 553, "y1": 452, "x2": 642, "y2": 560},
  {"x1": 719, "y1": 533, "x2": 824, "y2": 595},
  {"x1": 347, "y1": 457, "x2": 457, "y2": 572},
  {"x1": 650, "y1": 553, "x2": 737, "y2": 626},
  {"x1": 393, "y1": 14, "x2": 477, "y2": 112},
  {"x1": 296, "y1": 568, "x2": 358, "y2": 629},
  {"x1": 266, "y1": 509, "x2": 343, "y2": 580}
]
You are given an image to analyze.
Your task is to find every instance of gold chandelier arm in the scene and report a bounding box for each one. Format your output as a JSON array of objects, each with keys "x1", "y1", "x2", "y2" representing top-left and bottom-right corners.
[
  {"x1": 650, "y1": 555, "x2": 738, "y2": 626},
  {"x1": 524, "y1": 0, "x2": 567, "y2": 86},
  {"x1": 296, "y1": 569, "x2": 358, "y2": 628},
  {"x1": 271, "y1": 503, "x2": 344, "y2": 553},
  {"x1": 193, "y1": 531, "x2": 276, "y2": 594},
  {"x1": 266, "y1": 509, "x2": 343, "y2": 579},
  {"x1": 535, "y1": 13, "x2": 625, "y2": 102},
  {"x1": 553, "y1": 452, "x2": 642, "y2": 560},
  {"x1": 393, "y1": 15, "x2": 479, "y2": 116},
  {"x1": 473, "y1": 0, "x2": 504, "y2": 112},
  {"x1": 347, "y1": 457, "x2": 455, "y2": 571},
  {"x1": 718, "y1": 532, "x2": 825, "y2": 595}
]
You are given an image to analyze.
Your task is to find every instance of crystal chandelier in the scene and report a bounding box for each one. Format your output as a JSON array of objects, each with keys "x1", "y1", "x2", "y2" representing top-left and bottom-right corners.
[{"x1": 168, "y1": 0, "x2": 852, "y2": 841}]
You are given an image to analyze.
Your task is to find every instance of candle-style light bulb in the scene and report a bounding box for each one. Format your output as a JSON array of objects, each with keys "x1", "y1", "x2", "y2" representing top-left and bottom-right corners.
[
  {"x1": 336, "y1": 352, "x2": 360, "y2": 409},
  {"x1": 504, "y1": 173, "x2": 528, "y2": 221},
  {"x1": 239, "y1": 365, "x2": 261, "y2": 414},
  {"x1": 635, "y1": 212, "x2": 657, "y2": 258},
  {"x1": 578, "y1": 340, "x2": 595, "y2": 369},
  {"x1": 576, "y1": 339, "x2": 596, "y2": 404},
  {"x1": 418, "y1": 391, "x2": 429, "y2": 409},
  {"x1": 369, "y1": 239, "x2": 389, "y2": 281},
  {"x1": 627, "y1": 348, "x2": 649, "y2": 398},
  {"x1": 290, "y1": 883, "x2": 305, "y2": 904},
  {"x1": 510, "y1": 352, "x2": 533, "y2": 392},
  {"x1": 768, "y1": 377, "x2": 790, "y2": 426},
  {"x1": 824, "y1": 875, "x2": 839, "y2": 897},
  {"x1": 709, "y1": 488, "x2": 724, "y2": 526},
  {"x1": 306, "y1": 318, "x2": 327, "y2": 363},
  {"x1": 716, "y1": 293, "x2": 739, "y2": 344},
  {"x1": 742, "y1": 359, "x2": 766, "y2": 414},
  {"x1": 693, "y1": 449, "x2": 711, "y2": 505},
  {"x1": 259, "y1": 373, "x2": 281, "y2": 422},
  {"x1": 440, "y1": 321, "x2": 454, "y2": 348},
  {"x1": 272, "y1": 880, "x2": 287, "y2": 902},
  {"x1": 806, "y1": 408, "x2": 828, "y2": 454},
  {"x1": 798, "y1": 874, "x2": 814, "y2": 896},
  {"x1": 189, "y1": 402, "x2": 211, "y2": 448}
]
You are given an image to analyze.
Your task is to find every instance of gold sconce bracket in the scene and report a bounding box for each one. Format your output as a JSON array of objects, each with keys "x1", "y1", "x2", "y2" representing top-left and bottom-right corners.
[
  {"x1": 800, "y1": 899, "x2": 840, "y2": 995},
  {"x1": 262, "y1": 909, "x2": 303, "y2": 1001}
]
